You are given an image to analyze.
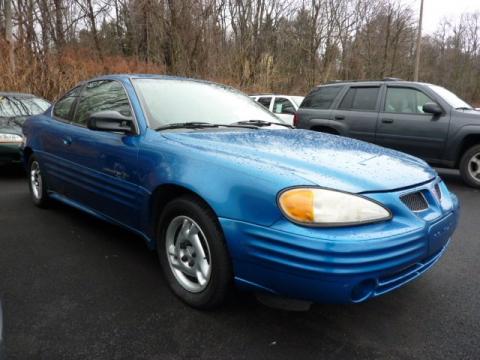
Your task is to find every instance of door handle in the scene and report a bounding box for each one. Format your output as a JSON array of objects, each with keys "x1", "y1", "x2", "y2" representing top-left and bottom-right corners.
[
  {"x1": 334, "y1": 115, "x2": 345, "y2": 120},
  {"x1": 62, "y1": 137, "x2": 72, "y2": 146},
  {"x1": 381, "y1": 118, "x2": 394, "y2": 124}
]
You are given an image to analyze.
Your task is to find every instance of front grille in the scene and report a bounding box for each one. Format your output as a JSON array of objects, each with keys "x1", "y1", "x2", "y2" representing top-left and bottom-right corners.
[
  {"x1": 434, "y1": 183, "x2": 442, "y2": 201},
  {"x1": 400, "y1": 191, "x2": 428, "y2": 212}
]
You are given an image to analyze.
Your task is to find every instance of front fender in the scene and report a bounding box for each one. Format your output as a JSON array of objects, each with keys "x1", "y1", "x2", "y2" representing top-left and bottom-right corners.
[
  {"x1": 445, "y1": 125, "x2": 480, "y2": 164},
  {"x1": 136, "y1": 134, "x2": 311, "y2": 240}
]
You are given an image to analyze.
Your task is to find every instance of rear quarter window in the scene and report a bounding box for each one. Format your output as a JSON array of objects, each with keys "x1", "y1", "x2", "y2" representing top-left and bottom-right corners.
[
  {"x1": 53, "y1": 87, "x2": 81, "y2": 121},
  {"x1": 301, "y1": 86, "x2": 343, "y2": 109}
]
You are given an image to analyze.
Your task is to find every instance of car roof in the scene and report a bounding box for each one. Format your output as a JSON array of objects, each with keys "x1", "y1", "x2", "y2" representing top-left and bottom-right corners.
[
  {"x1": 0, "y1": 92, "x2": 36, "y2": 98},
  {"x1": 250, "y1": 94, "x2": 304, "y2": 97},
  {"x1": 90, "y1": 73, "x2": 211, "y2": 83},
  {"x1": 84, "y1": 74, "x2": 240, "y2": 92},
  {"x1": 317, "y1": 79, "x2": 434, "y2": 88}
]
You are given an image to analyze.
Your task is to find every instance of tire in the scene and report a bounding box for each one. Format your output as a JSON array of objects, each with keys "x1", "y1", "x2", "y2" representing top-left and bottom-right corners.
[
  {"x1": 28, "y1": 155, "x2": 50, "y2": 207},
  {"x1": 459, "y1": 144, "x2": 480, "y2": 188},
  {"x1": 156, "y1": 195, "x2": 232, "y2": 309}
]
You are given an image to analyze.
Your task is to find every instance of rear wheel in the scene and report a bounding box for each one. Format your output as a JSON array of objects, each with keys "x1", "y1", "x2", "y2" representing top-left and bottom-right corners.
[
  {"x1": 460, "y1": 144, "x2": 480, "y2": 188},
  {"x1": 157, "y1": 195, "x2": 232, "y2": 309},
  {"x1": 28, "y1": 155, "x2": 49, "y2": 207}
]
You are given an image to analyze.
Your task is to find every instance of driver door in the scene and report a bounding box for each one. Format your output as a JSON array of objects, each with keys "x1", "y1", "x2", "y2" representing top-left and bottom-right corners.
[
  {"x1": 66, "y1": 80, "x2": 141, "y2": 229},
  {"x1": 375, "y1": 86, "x2": 450, "y2": 161}
]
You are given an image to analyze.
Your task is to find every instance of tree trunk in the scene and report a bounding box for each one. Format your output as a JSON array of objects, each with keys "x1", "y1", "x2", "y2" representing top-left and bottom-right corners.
[
  {"x1": 4, "y1": 0, "x2": 15, "y2": 72},
  {"x1": 54, "y1": 0, "x2": 65, "y2": 50},
  {"x1": 86, "y1": 0, "x2": 103, "y2": 60}
]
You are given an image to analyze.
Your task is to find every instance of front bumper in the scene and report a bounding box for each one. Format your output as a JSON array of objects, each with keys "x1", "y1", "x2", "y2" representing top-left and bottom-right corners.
[
  {"x1": 221, "y1": 181, "x2": 460, "y2": 303},
  {"x1": 0, "y1": 143, "x2": 22, "y2": 165}
]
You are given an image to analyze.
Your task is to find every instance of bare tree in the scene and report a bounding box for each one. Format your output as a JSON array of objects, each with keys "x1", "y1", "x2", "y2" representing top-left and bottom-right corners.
[{"x1": 0, "y1": 0, "x2": 479, "y2": 105}]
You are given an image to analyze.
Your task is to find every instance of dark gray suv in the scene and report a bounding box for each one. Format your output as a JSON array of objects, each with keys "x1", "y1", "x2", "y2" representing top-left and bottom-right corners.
[{"x1": 295, "y1": 79, "x2": 480, "y2": 188}]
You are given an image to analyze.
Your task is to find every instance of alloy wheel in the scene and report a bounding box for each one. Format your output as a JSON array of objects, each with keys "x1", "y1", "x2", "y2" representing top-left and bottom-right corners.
[
  {"x1": 165, "y1": 216, "x2": 212, "y2": 293},
  {"x1": 468, "y1": 152, "x2": 480, "y2": 182},
  {"x1": 30, "y1": 161, "x2": 43, "y2": 200}
]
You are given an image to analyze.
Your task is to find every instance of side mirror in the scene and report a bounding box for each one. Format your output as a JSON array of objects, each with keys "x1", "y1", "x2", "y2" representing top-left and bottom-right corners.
[
  {"x1": 422, "y1": 102, "x2": 443, "y2": 115},
  {"x1": 87, "y1": 111, "x2": 134, "y2": 134}
]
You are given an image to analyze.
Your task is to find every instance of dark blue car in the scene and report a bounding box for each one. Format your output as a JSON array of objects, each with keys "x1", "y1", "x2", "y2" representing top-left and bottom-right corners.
[{"x1": 22, "y1": 75, "x2": 460, "y2": 309}]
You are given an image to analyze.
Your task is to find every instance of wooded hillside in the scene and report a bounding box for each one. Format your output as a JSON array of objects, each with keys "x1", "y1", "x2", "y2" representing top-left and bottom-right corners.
[{"x1": 0, "y1": 0, "x2": 479, "y2": 104}]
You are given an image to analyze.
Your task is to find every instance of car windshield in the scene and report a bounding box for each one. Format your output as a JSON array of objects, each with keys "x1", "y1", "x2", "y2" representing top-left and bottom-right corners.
[
  {"x1": 428, "y1": 85, "x2": 472, "y2": 109},
  {"x1": 0, "y1": 95, "x2": 50, "y2": 118},
  {"x1": 132, "y1": 78, "x2": 282, "y2": 128}
]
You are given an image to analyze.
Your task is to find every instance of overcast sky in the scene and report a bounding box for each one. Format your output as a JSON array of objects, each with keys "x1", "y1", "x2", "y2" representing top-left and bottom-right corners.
[{"x1": 403, "y1": 0, "x2": 480, "y2": 34}]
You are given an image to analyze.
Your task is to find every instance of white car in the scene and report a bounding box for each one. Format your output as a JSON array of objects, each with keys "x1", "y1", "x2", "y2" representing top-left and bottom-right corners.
[{"x1": 250, "y1": 94, "x2": 304, "y2": 125}]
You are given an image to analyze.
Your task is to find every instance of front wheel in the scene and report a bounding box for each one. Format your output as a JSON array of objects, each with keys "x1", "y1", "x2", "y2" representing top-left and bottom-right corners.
[
  {"x1": 460, "y1": 144, "x2": 480, "y2": 188},
  {"x1": 28, "y1": 155, "x2": 49, "y2": 207},
  {"x1": 157, "y1": 196, "x2": 232, "y2": 309}
]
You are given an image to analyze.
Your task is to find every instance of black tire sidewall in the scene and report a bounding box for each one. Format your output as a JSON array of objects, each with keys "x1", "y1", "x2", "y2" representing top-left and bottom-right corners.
[
  {"x1": 156, "y1": 196, "x2": 232, "y2": 309},
  {"x1": 460, "y1": 145, "x2": 480, "y2": 188}
]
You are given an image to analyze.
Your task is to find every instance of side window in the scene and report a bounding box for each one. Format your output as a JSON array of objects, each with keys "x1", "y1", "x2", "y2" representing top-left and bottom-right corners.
[
  {"x1": 53, "y1": 87, "x2": 81, "y2": 121},
  {"x1": 273, "y1": 98, "x2": 295, "y2": 114},
  {"x1": 73, "y1": 80, "x2": 132, "y2": 125},
  {"x1": 257, "y1": 97, "x2": 272, "y2": 109},
  {"x1": 339, "y1": 87, "x2": 380, "y2": 111},
  {"x1": 301, "y1": 86, "x2": 342, "y2": 109},
  {"x1": 385, "y1": 87, "x2": 434, "y2": 114}
]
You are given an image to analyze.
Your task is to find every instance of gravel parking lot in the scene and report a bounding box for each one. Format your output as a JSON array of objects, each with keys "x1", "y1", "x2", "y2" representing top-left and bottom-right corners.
[{"x1": 0, "y1": 166, "x2": 479, "y2": 360}]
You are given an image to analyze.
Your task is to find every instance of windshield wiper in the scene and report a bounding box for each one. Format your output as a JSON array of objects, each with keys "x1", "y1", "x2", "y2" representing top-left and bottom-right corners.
[
  {"x1": 455, "y1": 107, "x2": 473, "y2": 110},
  {"x1": 155, "y1": 121, "x2": 258, "y2": 131},
  {"x1": 233, "y1": 120, "x2": 294, "y2": 128},
  {"x1": 155, "y1": 122, "x2": 218, "y2": 131}
]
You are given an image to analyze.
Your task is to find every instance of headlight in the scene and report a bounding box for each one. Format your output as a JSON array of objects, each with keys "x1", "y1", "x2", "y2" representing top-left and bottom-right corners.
[
  {"x1": 0, "y1": 133, "x2": 23, "y2": 144},
  {"x1": 278, "y1": 188, "x2": 392, "y2": 226}
]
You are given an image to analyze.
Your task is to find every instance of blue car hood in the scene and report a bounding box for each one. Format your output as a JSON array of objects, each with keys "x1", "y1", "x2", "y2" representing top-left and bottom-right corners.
[{"x1": 163, "y1": 129, "x2": 436, "y2": 193}]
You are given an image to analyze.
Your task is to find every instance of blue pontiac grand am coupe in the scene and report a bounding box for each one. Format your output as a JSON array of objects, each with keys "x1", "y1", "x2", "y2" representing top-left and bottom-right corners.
[{"x1": 22, "y1": 75, "x2": 459, "y2": 309}]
